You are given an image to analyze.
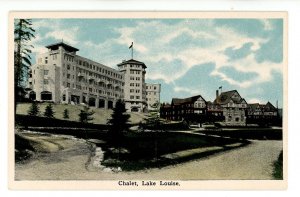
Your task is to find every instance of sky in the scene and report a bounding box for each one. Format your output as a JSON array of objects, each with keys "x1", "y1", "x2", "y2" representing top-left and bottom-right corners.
[{"x1": 29, "y1": 18, "x2": 284, "y2": 107}]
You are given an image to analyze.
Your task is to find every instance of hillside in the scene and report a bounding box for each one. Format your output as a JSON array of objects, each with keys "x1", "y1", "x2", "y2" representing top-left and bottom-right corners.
[{"x1": 16, "y1": 102, "x2": 147, "y2": 124}]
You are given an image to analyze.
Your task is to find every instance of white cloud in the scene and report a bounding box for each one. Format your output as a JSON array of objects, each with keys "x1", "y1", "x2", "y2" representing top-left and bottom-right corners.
[{"x1": 45, "y1": 27, "x2": 79, "y2": 45}]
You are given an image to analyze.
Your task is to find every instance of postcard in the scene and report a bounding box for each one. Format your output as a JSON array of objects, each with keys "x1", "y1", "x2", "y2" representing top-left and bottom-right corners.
[{"x1": 8, "y1": 11, "x2": 287, "y2": 190}]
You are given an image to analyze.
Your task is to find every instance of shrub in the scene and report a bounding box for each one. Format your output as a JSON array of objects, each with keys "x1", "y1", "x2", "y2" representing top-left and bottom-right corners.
[
  {"x1": 27, "y1": 102, "x2": 40, "y2": 116},
  {"x1": 44, "y1": 103, "x2": 55, "y2": 118},
  {"x1": 78, "y1": 106, "x2": 95, "y2": 123},
  {"x1": 63, "y1": 109, "x2": 69, "y2": 119}
]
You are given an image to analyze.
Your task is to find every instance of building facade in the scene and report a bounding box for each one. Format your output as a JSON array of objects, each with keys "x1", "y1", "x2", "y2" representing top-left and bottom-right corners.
[
  {"x1": 146, "y1": 83, "x2": 161, "y2": 111},
  {"x1": 213, "y1": 90, "x2": 248, "y2": 126},
  {"x1": 247, "y1": 102, "x2": 279, "y2": 126},
  {"x1": 28, "y1": 42, "x2": 125, "y2": 109},
  {"x1": 117, "y1": 59, "x2": 147, "y2": 112},
  {"x1": 160, "y1": 95, "x2": 206, "y2": 121}
]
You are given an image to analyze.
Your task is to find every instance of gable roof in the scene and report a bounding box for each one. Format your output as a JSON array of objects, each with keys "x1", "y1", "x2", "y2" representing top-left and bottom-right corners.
[
  {"x1": 248, "y1": 102, "x2": 277, "y2": 111},
  {"x1": 214, "y1": 90, "x2": 246, "y2": 105},
  {"x1": 117, "y1": 59, "x2": 147, "y2": 68},
  {"x1": 171, "y1": 95, "x2": 206, "y2": 106}
]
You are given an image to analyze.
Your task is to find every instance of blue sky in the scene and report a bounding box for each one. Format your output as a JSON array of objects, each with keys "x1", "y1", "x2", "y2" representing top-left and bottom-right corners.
[{"x1": 30, "y1": 18, "x2": 284, "y2": 107}]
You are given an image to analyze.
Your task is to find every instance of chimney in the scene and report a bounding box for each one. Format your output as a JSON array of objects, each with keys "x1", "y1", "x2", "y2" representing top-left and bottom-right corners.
[{"x1": 216, "y1": 90, "x2": 219, "y2": 98}]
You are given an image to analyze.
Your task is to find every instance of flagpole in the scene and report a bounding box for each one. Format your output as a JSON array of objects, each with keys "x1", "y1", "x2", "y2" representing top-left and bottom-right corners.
[{"x1": 131, "y1": 42, "x2": 133, "y2": 59}]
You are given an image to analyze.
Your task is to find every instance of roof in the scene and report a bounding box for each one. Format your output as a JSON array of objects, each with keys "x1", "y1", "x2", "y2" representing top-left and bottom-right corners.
[
  {"x1": 172, "y1": 95, "x2": 206, "y2": 106},
  {"x1": 46, "y1": 42, "x2": 79, "y2": 52},
  {"x1": 248, "y1": 102, "x2": 277, "y2": 111},
  {"x1": 214, "y1": 90, "x2": 246, "y2": 105},
  {"x1": 117, "y1": 59, "x2": 147, "y2": 68}
]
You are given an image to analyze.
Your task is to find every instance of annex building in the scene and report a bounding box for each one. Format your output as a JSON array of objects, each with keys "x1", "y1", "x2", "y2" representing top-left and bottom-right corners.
[
  {"x1": 27, "y1": 42, "x2": 160, "y2": 112},
  {"x1": 160, "y1": 89, "x2": 279, "y2": 126}
]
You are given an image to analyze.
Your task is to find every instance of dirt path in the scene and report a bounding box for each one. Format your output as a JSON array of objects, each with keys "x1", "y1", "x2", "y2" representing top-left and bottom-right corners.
[{"x1": 15, "y1": 133, "x2": 282, "y2": 180}]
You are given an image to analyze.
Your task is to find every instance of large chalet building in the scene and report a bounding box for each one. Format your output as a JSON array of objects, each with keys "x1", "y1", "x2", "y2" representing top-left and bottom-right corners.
[{"x1": 26, "y1": 42, "x2": 160, "y2": 112}]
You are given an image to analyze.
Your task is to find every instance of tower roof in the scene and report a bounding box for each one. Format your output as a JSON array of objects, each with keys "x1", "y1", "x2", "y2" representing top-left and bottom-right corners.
[
  {"x1": 117, "y1": 59, "x2": 147, "y2": 68},
  {"x1": 45, "y1": 42, "x2": 79, "y2": 52}
]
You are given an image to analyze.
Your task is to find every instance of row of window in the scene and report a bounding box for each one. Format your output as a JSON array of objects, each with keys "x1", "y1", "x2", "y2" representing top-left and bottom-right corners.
[
  {"x1": 130, "y1": 76, "x2": 141, "y2": 81},
  {"x1": 77, "y1": 58, "x2": 123, "y2": 79},
  {"x1": 130, "y1": 70, "x2": 141, "y2": 74},
  {"x1": 130, "y1": 83, "x2": 141, "y2": 87},
  {"x1": 146, "y1": 92, "x2": 157, "y2": 95},
  {"x1": 146, "y1": 85, "x2": 158, "y2": 90},
  {"x1": 130, "y1": 89, "x2": 141, "y2": 93},
  {"x1": 130, "y1": 95, "x2": 140, "y2": 99}
]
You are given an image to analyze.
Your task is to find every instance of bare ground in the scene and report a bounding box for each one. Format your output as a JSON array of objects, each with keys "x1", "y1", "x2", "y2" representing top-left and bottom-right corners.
[{"x1": 15, "y1": 132, "x2": 282, "y2": 180}]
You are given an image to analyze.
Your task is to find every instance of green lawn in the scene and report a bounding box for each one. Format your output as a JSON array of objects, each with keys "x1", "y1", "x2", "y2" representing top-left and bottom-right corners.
[{"x1": 16, "y1": 102, "x2": 147, "y2": 124}]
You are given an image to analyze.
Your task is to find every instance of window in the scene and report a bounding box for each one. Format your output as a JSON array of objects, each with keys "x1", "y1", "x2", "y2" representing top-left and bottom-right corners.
[
  {"x1": 44, "y1": 70, "x2": 49, "y2": 75},
  {"x1": 154, "y1": 86, "x2": 157, "y2": 90},
  {"x1": 67, "y1": 74, "x2": 70, "y2": 79},
  {"x1": 136, "y1": 83, "x2": 140, "y2": 87},
  {"x1": 136, "y1": 90, "x2": 140, "y2": 93},
  {"x1": 136, "y1": 96, "x2": 140, "y2": 99},
  {"x1": 44, "y1": 79, "x2": 48, "y2": 84},
  {"x1": 130, "y1": 95, "x2": 134, "y2": 99},
  {"x1": 67, "y1": 83, "x2": 70, "y2": 88},
  {"x1": 67, "y1": 64, "x2": 70, "y2": 70},
  {"x1": 45, "y1": 57, "x2": 48, "y2": 64},
  {"x1": 130, "y1": 89, "x2": 134, "y2": 93},
  {"x1": 130, "y1": 70, "x2": 134, "y2": 74},
  {"x1": 130, "y1": 83, "x2": 134, "y2": 87}
]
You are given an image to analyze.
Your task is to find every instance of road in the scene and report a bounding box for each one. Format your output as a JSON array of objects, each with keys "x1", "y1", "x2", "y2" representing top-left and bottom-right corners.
[{"x1": 15, "y1": 132, "x2": 282, "y2": 180}]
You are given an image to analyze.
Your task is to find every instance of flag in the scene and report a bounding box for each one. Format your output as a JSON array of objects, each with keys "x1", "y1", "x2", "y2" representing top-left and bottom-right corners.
[
  {"x1": 129, "y1": 42, "x2": 133, "y2": 49},
  {"x1": 219, "y1": 86, "x2": 222, "y2": 89}
]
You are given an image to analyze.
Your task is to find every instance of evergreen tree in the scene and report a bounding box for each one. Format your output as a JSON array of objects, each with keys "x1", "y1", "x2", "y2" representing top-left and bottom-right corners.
[
  {"x1": 107, "y1": 100, "x2": 130, "y2": 145},
  {"x1": 14, "y1": 19, "x2": 35, "y2": 113},
  {"x1": 79, "y1": 106, "x2": 95, "y2": 123},
  {"x1": 44, "y1": 103, "x2": 55, "y2": 118},
  {"x1": 63, "y1": 109, "x2": 69, "y2": 119},
  {"x1": 28, "y1": 102, "x2": 39, "y2": 116}
]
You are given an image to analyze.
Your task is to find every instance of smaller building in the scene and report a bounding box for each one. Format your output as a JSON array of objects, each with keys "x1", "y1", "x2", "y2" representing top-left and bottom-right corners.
[
  {"x1": 146, "y1": 83, "x2": 161, "y2": 111},
  {"x1": 247, "y1": 101, "x2": 280, "y2": 126},
  {"x1": 213, "y1": 90, "x2": 248, "y2": 126},
  {"x1": 161, "y1": 95, "x2": 207, "y2": 122}
]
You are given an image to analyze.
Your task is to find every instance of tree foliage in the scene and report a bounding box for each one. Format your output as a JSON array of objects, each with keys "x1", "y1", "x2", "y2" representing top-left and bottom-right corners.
[
  {"x1": 63, "y1": 109, "x2": 70, "y2": 119},
  {"x1": 44, "y1": 103, "x2": 55, "y2": 118},
  {"x1": 27, "y1": 102, "x2": 39, "y2": 116},
  {"x1": 14, "y1": 19, "x2": 35, "y2": 90},
  {"x1": 14, "y1": 19, "x2": 35, "y2": 114},
  {"x1": 107, "y1": 100, "x2": 130, "y2": 144},
  {"x1": 79, "y1": 106, "x2": 95, "y2": 123}
]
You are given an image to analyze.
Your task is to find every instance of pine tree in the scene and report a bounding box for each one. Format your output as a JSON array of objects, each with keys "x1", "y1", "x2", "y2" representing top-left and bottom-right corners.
[
  {"x1": 79, "y1": 106, "x2": 95, "y2": 123},
  {"x1": 44, "y1": 103, "x2": 55, "y2": 118},
  {"x1": 14, "y1": 19, "x2": 35, "y2": 113},
  {"x1": 107, "y1": 100, "x2": 130, "y2": 145},
  {"x1": 63, "y1": 109, "x2": 69, "y2": 119},
  {"x1": 28, "y1": 102, "x2": 39, "y2": 116}
]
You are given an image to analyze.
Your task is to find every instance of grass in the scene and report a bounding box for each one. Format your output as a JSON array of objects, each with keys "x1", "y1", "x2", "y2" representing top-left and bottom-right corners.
[
  {"x1": 16, "y1": 102, "x2": 147, "y2": 124},
  {"x1": 272, "y1": 150, "x2": 283, "y2": 179},
  {"x1": 102, "y1": 131, "x2": 249, "y2": 171}
]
